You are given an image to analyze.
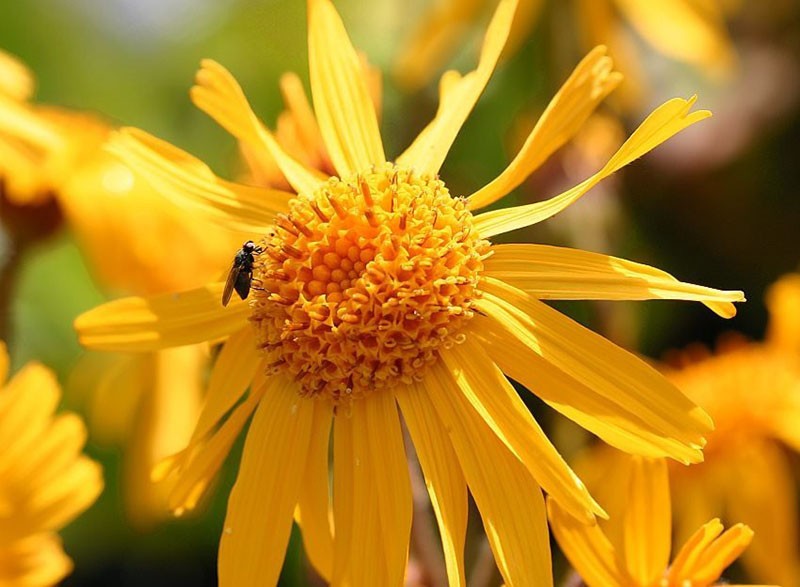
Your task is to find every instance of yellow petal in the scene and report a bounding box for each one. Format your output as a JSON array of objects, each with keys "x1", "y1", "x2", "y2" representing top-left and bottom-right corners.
[
  {"x1": 473, "y1": 97, "x2": 711, "y2": 238},
  {"x1": 0, "y1": 363, "x2": 59, "y2": 462},
  {"x1": 766, "y1": 272, "x2": 800, "y2": 354},
  {"x1": 218, "y1": 376, "x2": 315, "y2": 587},
  {"x1": 547, "y1": 498, "x2": 626, "y2": 587},
  {"x1": 622, "y1": 457, "x2": 671, "y2": 585},
  {"x1": 424, "y1": 360, "x2": 553, "y2": 586},
  {"x1": 396, "y1": 0, "x2": 517, "y2": 177},
  {"x1": 721, "y1": 441, "x2": 799, "y2": 586},
  {"x1": 68, "y1": 352, "x2": 144, "y2": 446},
  {"x1": 307, "y1": 0, "x2": 385, "y2": 176},
  {"x1": 356, "y1": 392, "x2": 412, "y2": 586},
  {"x1": 192, "y1": 327, "x2": 261, "y2": 443},
  {"x1": 0, "y1": 340, "x2": 7, "y2": 386},
  {"x1": 392, "y1": 0, "x2": 484, "y2": 91},
  {"x1": 0, "y1": 534, "x2": 73, "y2": 586},
  {"x1": 474, "y1": 311, "x2": 703, "y2": 463},
  {"x1": 397, "y1": 383, "x2": 468, "y2": 587},
  {"x1": 165, "y1": 379, "x2": 265, "y2": 516},
  {"x1": 688, "y1": 524, "x2": 754, "y2": 586},
  {"x1": 332, "y1": 410, "x2": 390, "y2": 585},
  {"x1": 467, "y1": 46, "x2": 622, "y2": 210},
  {"x1": 0, "y1": 94, "x2": 63, "y2": 152},
  {"x1": 124, "y1": 346, "x2": 204, "y2": 525},
  {"x1": 439, "y1": 339, "x2": 605, "y2": 523},
  {"x1": 25, "y1": 457, "x2": 103, "y2": 536},
  {"x1": 476, "y1": 278, "x2": 712, "y2": 462},
  {"x1": 9, "y1": 414, "x2": 87, "y2": 501},
  {"x1": 0, "y1": 50, "x2": 35, "y2": 101},
  {"x1": 668, "y1": 518, "x2": 724, "y2": 583},
  {"x1": 614, "y1": 0, "x2": 736, "y2": 76},
  {"x1": 191, "y1": 59, "x2": 326, "y2": 194},
  {"x1": 482, "y1": 243, "x2": 743, "y2": 317},
  {"x1": 107, "y1": 127, "x2": 291, "y2": 234},
  {"x1": 294, "y1": 401, "x2": 334, "y2": 582},
  {"x1": 75, "y1": 285, "x2": 249, "y2": 352}
]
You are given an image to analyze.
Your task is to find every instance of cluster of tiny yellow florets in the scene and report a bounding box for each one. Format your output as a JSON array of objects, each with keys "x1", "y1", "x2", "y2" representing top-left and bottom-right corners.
[{"x1": 249, "y1": 164, "x2": 488, "y2": 403}]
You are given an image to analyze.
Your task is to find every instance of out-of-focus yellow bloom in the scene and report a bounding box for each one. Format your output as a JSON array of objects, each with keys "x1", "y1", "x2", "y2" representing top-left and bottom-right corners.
[
  {"x1": 393, "y1": 0, "x2": 544, "y2": 91},
  {"x1": 0, "y1": 49, "x2": 235, "y2": 527},
  {"x1": 578, "y1": 0, "x2": 737, "y2": 108},
  {"x1": 395, "y1": 0, "x2": 737, "y2": 98},
  {"x1": 548, "y1": 453, "x2": 762, "y2": 587},
  {"x1": 663, "y1": 273, "x2": 800, "y2": 587},
  {"x1": 76, "y1": 0, "x2": 743, "y2": 584},
  {"x1": 0, "y1": 342, "x2": 103, "y2": 586}
]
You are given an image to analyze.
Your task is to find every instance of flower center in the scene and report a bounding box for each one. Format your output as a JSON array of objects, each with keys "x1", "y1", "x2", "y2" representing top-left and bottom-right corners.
[{"x1": 249, "y1": 164, "x2": 488, "y2": 404}]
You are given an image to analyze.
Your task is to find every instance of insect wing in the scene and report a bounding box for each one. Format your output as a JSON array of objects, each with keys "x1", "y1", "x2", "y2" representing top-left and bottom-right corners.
[{"x1": 222, "y1": 260, "x2": 242, "y2": 306}]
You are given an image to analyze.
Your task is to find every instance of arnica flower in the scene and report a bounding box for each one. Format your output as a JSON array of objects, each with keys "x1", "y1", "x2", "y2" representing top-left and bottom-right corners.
[
  {"x1": 77, "y1": 0, "x2": 743, "y2": 584},
  {"x1": 394, "y1": 0, "x2": 736, "y2": 97},
  {"x1": 548, "y1": 453, "x2": 760, "y2": 587},
  {"x1": 0, "y1": 49, "x2": 235, "y2": 525},
  {"x1": 0, "y1": 342, "x2": 103, "y2": 586},
  {"x1": 662, "y1": 273, "x2": 800, "y2": 587}
]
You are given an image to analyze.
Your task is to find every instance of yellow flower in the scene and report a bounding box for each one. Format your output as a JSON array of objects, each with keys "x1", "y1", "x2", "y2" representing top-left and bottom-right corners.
[
  {"x1": 77, "y1": 0, "x2": 743, "y2": 584},
  {"x1": 662, "y1": 274, "x2": 800, "y2": 587},
  {"x1": 548, "y1": 453, "x2": 761, "y2": 587},
  {"x1": 394, "y1": 0, "x2": 736, "y2": 97},
  {"x1": 0, "y1": 342, "x2": 103, "y2": 586},
  {"x1": 0, "y1": 49, "x2": 236, "y2": 526}
]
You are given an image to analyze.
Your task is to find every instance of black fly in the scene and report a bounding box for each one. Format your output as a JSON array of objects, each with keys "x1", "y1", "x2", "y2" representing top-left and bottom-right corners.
[{"x1": 222, "y1": 241, "x2": 263, "y2": 306}]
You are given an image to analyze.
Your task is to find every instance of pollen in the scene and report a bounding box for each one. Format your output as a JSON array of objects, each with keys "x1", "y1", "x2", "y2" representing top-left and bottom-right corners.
[{"x1": 249, "y1": 164, "x2": 488, "y2": 403}]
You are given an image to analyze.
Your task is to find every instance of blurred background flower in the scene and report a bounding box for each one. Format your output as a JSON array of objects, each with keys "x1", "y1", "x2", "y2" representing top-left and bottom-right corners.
[
  {"x1": 0, "y1": 342, "x2": 103, "y2": 586},
  {"x1": 548, "y1": 454, "x2": 757, "y2": 587}
]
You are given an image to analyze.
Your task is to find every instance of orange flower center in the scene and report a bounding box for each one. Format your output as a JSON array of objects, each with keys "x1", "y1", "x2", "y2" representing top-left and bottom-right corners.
[{"x1": 250, "y1": 164, "x2": 488, "y2": 403}]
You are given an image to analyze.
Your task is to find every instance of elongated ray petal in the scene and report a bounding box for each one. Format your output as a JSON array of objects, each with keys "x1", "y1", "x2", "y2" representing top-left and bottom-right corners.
[
  {"x1": 107, "y1": 128, "x2": 291, "y2": 234},
  {"x1": 332, "y1": 412, "x2": 390, "y2": 585},
  {"x1": 476, "y1": 278, "x2": 713, "y2": 463},
  {"x1": 218, "y1": 376, "x2": 315, "y2": 587},
  {"x1": 547, "y1": 498, "x2": 626, "y2": 587},
  {"x1": 468, "y1": 46, "x2": 622, "y2": 210},
  {"x1": 164, "y1": 382, "x2": 265, "y2": 515},
  {"x1": 307, "y1": 0, "x2": 385, "y2": 176},
  {"x1": 0, "y1": 364, "x2": 59, "y2": 455},
  {"x1": 25, "y1": 457, "x2": 103, "y2": 535},
  {"x1": 396, "y1": 0, "x2": 517, "y2": 177},
  {"x1": 191, "y1": 327, "x2": 261, "y2": 443},
  {"x1": 424, "y1": 361, "x2": 553, "y2": 586},
  {"x1": 0, "y1": 94, "x2": 63, "y2": 151},
  {"x1": 397, "y1": 384, "x2": 468, "y2": 587},
  {"x1": 668, "y1": 518, "x2": 725, "y2": 582},
  {"x1": 474, "y1": 97, "x2": 711, "y2": 238},
  {"x1": 75, "y1": 285, "x2": 249, "y2": 352},
  {"x1": 474, "y1": 312, "x2": 703, "y2": 462},
  {"x1": 689, "y1": 524, "x2": 754, "y2": 586},
  {"x1": 358, "y1": 393, "x2": 412, "y2": 586},
  {"x1": 622, "y1": 457, "x2": 671, "y2": 585},
  {"x1": 191, "y1": 59, "x2": 326, "y2": 195},
  {"x1": 440, "y1": 339, "x2": 605, "y2": 523},
  {"x1": 294, "y1": 401, "x2": 334, "y2": 582},
  {"x1": 483, "y1": 243, "x2": 743, "y2": 317}
]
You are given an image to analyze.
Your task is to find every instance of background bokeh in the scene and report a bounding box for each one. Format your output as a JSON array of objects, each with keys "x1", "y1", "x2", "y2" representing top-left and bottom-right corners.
[{"x1": 1, "y1": 0, "x2": 799, "y2": 585}]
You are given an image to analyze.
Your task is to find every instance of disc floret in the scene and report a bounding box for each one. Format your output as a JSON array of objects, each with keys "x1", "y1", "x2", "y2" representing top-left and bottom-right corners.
[{"x1": 250, "y1": 164, "x2": 488, "y2": 403}]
